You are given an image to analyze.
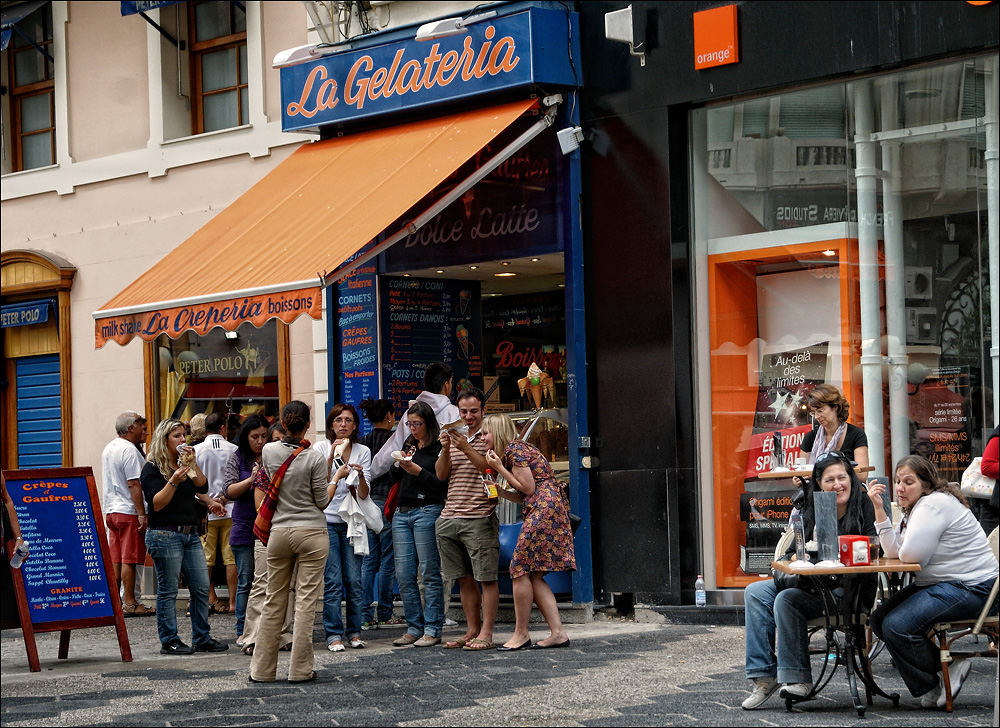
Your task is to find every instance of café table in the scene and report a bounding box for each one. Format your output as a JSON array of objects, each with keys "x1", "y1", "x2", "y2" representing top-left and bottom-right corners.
[
  {"x1": 757, "y1": 465, "x2": 875, "y2": 480},
  {"x1": 770, "y1": 557, "x2": 921, "y2": 717}
]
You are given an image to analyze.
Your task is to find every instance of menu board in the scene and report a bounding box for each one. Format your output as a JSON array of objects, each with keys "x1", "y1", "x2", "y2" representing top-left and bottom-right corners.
[
  {"x1": 379, "y1": 277, "x2": 482, "y2": 416},
  {"x1": 909, "y1": 365, "x2": 972, "y2": 483},
  {"x1": 335, "y1": 257, "x2": 380, "y2": 433},
  {"x1": 4, "y1": 469, "x2": 115, "y2": 623}
]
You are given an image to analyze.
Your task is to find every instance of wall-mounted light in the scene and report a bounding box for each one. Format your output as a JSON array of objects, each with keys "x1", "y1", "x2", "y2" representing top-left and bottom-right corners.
[
  {"x1": 415, "y1": 10, "x2": 497, "y2": 42},
  {"x1": 224, "y1": 330, "x2": 239, "y2": 340},
  {"x1": 272, "y1": 43, "x2": 339, "y2": 69},
  {"x1": 556, "y1": 126, "x2": 584, "y2": 155},
  {"x1": 605, "y1": 5, "x2": 645, "y2": 66},
  {"x1": 494, "y1": 272, "x2": 517, "y2": 278}
]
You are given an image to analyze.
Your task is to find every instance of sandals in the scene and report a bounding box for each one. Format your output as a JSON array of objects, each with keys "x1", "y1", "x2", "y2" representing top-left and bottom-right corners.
[
  {"x1": 463, "y1": 638, "x2": 496, "y2": 651},
  {"x1": 443, "y1": 638, "x2": 467, "y2": 649},
  {"x1": 209, "y1": 601, "x2": 230, "y2": 615},
  {"x1": 122, "y1": 602, "x2": 155, "y2": 617}
]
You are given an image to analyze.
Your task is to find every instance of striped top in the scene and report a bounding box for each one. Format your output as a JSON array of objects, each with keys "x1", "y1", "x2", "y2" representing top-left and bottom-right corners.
[{"x1": 440, "y1": 431, "x2": 491, "y2": 519}]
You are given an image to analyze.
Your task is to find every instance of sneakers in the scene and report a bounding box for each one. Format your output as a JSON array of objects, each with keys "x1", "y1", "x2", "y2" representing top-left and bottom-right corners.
[
  {"x1": 194, "y1": 638, "x2": 230, "y2": 653},
  {"x1": 778, "y1": 683, "x2": 813, "y2": 701},
  {"x1": 381, "y1": 617, "x2": 405, "y2": 627},
  {"x1": 919, "y1": 683, "x2": 943, "y2": 709},
  {"x1": 160, "y1": 639, "x2": 195, "y2": 655},
  {"x1": 924, "y1": 659, "x2": 972, "y2": 709},
  {"x1": 393, "y1": 633, "x2": 418, "y2": 646},
  {"x1": 741, "y1": 677, "x2": 778, "y2": 710},
  {"x1": 327, "y1": 640, "x2": 345, "y2": 652},
  {"x1": 413, "y1": 635, "x2": 441, "y2": 647},
  {"x1": 443, "y1": 617, "x2": 458, "y2": 628},
  {"x1": 348, "y1": 636, "x2": 366, "y2": 649},
  {"x1": 360, "y1": 620, "x2": 377, "y2": 631}
]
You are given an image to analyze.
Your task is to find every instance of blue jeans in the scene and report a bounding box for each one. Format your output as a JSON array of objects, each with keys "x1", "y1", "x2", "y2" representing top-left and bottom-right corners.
[
  {"x1": 871, "y1": 578, "x2": 995, "y2": 697},
  {"x1": 231, "y1": 543, "x2": 254, "y2": 636},
  {"x1": 145, "y1": 528, "x2": 212, "y2": 647},
  {"x1": 392, "y1": 505, "x2": 444, "y2": 638},
  {"x1": 362, "y1": 498, "x2": 396, "y2": 623},
  {"x1": 744, "y1": 578, "x2": 826, "y2": 684},
  {"x1": 323, "y1": 521, "x2": 364, "y2": 641}
]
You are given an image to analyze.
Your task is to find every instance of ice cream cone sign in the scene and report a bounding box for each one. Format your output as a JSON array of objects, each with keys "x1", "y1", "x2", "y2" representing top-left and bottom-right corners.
[{"x1": 517, "y1": 362, "x2": 553, "y2": 410}]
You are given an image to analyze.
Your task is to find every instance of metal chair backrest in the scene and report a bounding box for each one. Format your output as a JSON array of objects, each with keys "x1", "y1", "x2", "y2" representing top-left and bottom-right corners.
[{"x1": 972, "y1": 527, "x2": 999, "y2": 635}]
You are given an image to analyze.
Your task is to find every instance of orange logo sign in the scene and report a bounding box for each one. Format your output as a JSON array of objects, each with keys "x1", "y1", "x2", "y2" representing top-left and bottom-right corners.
[{"x1": 693, "y1": 4, "x2": 739, "y2": 70}]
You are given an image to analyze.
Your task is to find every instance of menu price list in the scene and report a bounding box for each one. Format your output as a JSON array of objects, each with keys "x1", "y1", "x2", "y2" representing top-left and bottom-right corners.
[
  {"x1": 379, "y1": 277, "x2": 482, "y2": 416},
  {"x1": 8, "y1": 474, "x2": 114, "y2": 623},
  {"x1": 337, "y1": 260, "x2": 380, "y2": 432}
]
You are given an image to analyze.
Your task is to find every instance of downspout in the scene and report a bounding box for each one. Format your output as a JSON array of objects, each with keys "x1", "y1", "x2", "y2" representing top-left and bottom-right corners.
[
  {"x1": 986, "y1": 56, "x2": 1000, "y2": 430},
  {"x1": 854, "y1": 82, "x2": 886, "y2": 476}
]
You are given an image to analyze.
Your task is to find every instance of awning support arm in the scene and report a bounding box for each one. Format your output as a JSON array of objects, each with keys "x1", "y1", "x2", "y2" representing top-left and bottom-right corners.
[
  {"x1": 11, "y1": 24, "x2": 53, "y2": 63},
  {"x1": 139, "y1": 11, "x2": 183, "y2": 49},
  {"x1": 321, "y1": 96, "x2": 562, "y2": 286}
]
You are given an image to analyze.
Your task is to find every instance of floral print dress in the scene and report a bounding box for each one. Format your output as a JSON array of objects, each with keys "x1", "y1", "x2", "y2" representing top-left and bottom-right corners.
[{"x1": 506, "y1": 441, "x2": 576, "y2": 579}]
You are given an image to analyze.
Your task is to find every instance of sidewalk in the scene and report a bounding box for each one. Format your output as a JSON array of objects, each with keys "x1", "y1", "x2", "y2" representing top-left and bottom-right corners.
[{"x1": 1, "y1": 611, "x2": 996, "y2": 726}]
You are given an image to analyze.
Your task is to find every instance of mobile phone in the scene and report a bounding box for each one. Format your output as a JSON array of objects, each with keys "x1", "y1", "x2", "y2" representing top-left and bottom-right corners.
[{"x1": 333, "y1": 457, "x2": 346, "y2": 470}]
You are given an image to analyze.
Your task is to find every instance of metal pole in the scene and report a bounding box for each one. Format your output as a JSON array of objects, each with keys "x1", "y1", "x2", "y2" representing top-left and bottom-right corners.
[
  {"x1": 880, "y1": 80, "x2": 909, "y2": 471},
  {"x1": 985, "y1": 56, "x2": 1000, "y2": 430},
  {"x1": 854, "y1": 81, "x2": 886, "y2": 476}
]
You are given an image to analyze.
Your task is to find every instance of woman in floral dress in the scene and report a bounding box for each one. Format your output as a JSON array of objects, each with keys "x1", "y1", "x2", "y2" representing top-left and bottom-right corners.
[{"x1": 482, "y1": 414, "x2": 576, "y2": 650}]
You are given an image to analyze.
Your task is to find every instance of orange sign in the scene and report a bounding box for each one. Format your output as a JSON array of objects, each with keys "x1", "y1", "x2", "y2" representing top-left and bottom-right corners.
[
  {"x1": 693, "y1": 4, "x2": 739, "y2": 70},
  {"x1": 94, "y1": 287, "x2": 322, "y2": 348}
]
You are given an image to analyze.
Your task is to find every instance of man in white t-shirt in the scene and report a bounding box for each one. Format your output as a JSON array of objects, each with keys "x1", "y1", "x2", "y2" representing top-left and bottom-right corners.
[
  {"x1": 101, "y1": 410, "x2": 152, "y2": 616},
  {"x1": 195, "y1": 413, "x2": 238, "y2": 613}
]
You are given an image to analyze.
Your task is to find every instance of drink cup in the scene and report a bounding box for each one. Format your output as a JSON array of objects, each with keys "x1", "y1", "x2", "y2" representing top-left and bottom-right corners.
[{"x1": 868, "y1": 536, "x2": 880, "y2": 563}]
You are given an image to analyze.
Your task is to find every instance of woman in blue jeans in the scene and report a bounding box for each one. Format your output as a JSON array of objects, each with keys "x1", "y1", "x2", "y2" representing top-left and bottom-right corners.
[
  {"x1": 389, "y1": 401, "x2": 451, "y2": 647},
  {"x1": 315, "y1": 403, "x2": 371, "y2": 652},
  {"x1": 742, "y1": 451, "x2": 876, "y2": 709},
  {"x1": 141, "y1": 418, "x2": 229, "y2": 655},
  {"x1": 867, "y1": 455, "x2": 998, "y2": 709},
  {"x1": 222, "y1": 413, "x2": 269, "y2": 644}
]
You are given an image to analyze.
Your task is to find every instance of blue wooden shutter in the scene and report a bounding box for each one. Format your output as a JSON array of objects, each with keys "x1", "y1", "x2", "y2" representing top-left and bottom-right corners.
[{"x1": 16, "y1": 353, "x2": 62, "y2": 468}]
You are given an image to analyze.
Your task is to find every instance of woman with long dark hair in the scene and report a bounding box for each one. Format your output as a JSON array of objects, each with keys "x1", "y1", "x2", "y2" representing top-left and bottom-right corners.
[
  {"x1": 141, "y1": 418, "x2": 228, "y2": 655},
  {"x1": 867, "y1": 455, "x2": 998, "y2": 709},
  {"x1": 223, "y1": 414, "x2": 270, "y2": 645},
  {"x1": 741, "y1": 451, "x2": 876, "y2": 709},
  {"x1": 249, "y1": 401, "x2": 335, "y2": 683}
]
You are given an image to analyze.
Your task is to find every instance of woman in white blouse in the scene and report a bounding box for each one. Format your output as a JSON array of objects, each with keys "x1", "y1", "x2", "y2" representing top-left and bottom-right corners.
[{"x1": 867, "y1": 455, "x2": 998, "y2": 709}]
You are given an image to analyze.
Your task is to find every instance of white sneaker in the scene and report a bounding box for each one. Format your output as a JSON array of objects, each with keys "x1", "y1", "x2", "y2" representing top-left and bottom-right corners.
[
  {"x1": 938, "y1": 659, "x2": 972, "y2": 709},
  {"x1": 327, "y1": 640, "x2": 345, "y2": 652},
  {"x1": 742, "y1": 677, "x2": 779, "y2": 710},
  {"x1": 919, "y1": 682, "x2": 942, "y2": 709},
  {"x1": 778, "y1": 683, "x2": 813, "y2": 701},
  {"x1": 443, "y1": 617, "x2": 458, "y2": 627}
]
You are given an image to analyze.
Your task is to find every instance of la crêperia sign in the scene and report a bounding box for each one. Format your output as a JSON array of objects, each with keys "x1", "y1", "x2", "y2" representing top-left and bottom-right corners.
[{"x1": 278, "y1": 7, "x2": 579, "y2": 131}]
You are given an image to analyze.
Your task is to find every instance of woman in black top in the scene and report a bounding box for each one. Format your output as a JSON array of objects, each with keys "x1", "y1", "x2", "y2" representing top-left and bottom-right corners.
[
  {"x1": 358, "y1": 398, "x2": 400, "y2": 627},
  {"x1": 389, "y1": 400, "x2": 451, "y2": 646},
  {"x1": 141, "y1": 418, "x2": 227, "y2": 656},
  {"x1": 799, "y1": 384, "x2": 870, "y2": 468}
]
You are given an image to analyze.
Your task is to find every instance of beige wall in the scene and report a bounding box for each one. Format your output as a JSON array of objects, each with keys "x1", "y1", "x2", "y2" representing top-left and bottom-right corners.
[
  {"x1": 66, "y1": 1, "x2": 150, "y2": 162},
  {"x1": 262, "y1": 1, "x2": 309, "y2": 123}
]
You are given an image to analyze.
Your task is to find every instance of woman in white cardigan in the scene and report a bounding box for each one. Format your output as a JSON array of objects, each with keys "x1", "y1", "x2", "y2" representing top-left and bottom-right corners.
[{"x1": 867, "y1": 455, "x2": 998, "y2": 709}]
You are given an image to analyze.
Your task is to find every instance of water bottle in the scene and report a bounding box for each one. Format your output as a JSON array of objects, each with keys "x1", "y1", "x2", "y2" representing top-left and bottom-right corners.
[
  {"x1": 694, "y1": 575, "x2": 707, "y2": 607},
  {"x1": 9, "y1": 540, "x2": 29, "y2": 569},
  {"x1": 790, "y1": 510, "x2": 806, "y2": 562}
]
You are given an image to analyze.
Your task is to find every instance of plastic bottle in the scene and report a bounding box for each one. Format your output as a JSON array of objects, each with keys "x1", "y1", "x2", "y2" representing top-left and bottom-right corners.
[
  {"x1": 694, "y1": 575, "x2": 707, "y2": 607},
  {"x1": 482, "y1": 468, "x2": 498, "y2": 504},
  {"x1": 9, "y1": 540, "x2": 29, "y2": 569}
]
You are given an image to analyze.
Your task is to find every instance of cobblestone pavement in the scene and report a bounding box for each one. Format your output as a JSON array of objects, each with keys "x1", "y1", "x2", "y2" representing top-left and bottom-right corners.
[{"x1": 1, "y1": 613, "x2": 996, "y2": 726}]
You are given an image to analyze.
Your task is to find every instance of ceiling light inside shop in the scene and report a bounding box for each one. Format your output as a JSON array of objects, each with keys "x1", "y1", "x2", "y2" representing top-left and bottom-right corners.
[
  {"x1": 436, "y1": 269, "x2": 445, "y2": 274},
  {"x1": 469, "y1": 265, "x2": 479, "y2": 270},
  {"x1": 822, "y1": 250, "x2": 836, "y2": 257},
  {"x1": 494, "y1": 272, "x2": 517, "y2": 277},
  {"x1": 501, "y1": 261, "x2": 511, "y2": 266},
  {"x1": 530, "y1": 258, "x2": 540, "y2": 262}
]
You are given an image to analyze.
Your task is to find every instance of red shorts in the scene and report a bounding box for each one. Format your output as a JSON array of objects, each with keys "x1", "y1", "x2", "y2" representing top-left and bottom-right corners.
[{"x1": 105, "y1": 513, "x2": 146, "y2": 564}]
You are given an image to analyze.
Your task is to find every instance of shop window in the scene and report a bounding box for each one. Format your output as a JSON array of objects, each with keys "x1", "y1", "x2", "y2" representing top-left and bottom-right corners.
[
  {"x1": 148, "y1": 320, "x2": 284, "y2": 427},
  {"x1": 155, "y1": 1, "x2": 249, "y2": 141},
  {"x1": 691, "y1": 53, "x2": 998, "y2": 588},
  {"x1": 2, "y1": 2, "x2": 55, "y2": 172}
]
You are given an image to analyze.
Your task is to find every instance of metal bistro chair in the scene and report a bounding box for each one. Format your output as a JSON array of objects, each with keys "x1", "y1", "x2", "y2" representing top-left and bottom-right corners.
[{"x1": 931, "y1": 526, "x2": 1000, "y2": 713}]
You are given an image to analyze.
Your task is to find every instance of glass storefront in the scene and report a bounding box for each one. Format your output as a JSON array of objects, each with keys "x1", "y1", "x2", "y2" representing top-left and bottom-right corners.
[{"x1": 691, "y1": 54, "x2": 998, "y2": 588}]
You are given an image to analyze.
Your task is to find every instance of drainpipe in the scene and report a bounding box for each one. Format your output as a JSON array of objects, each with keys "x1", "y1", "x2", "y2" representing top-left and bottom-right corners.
[
  {"x1": 880, "y1": 81, "x2": 909, "y2": 471},
  {"x1": 986, "y1": 56, "x2": 999, "y2": 430},
  {"x1": 854, "y1": 82, "x2": 886, "y2": 476}
]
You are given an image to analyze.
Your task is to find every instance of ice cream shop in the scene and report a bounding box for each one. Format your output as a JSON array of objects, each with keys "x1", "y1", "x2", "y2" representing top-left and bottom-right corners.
[{"x1": 93, "y1": 1, "x2": 593, "y2": 604}]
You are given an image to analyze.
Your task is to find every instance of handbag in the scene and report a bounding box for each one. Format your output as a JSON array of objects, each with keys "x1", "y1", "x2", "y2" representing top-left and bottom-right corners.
[
  {"x1": 771, "y1": 562, "x2": 801, "y2": 592},
  {"x1": 382, "y1": 482, "x2": 400, "y2": 523},
  {"x1": 253, "y1": 444, "x2": 307, "y2": 545},
  {"x1": 960, "y1": 457, "x2": 996, "y2": 499},
  {"x1": 349, "y1": 483, "x2": 384, "y2": 534}
]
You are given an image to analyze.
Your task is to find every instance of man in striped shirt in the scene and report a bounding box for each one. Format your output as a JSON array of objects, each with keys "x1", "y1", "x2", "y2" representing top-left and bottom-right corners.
[{"x1": 436, "y1": 387, "x2": 499, "y2": 650}]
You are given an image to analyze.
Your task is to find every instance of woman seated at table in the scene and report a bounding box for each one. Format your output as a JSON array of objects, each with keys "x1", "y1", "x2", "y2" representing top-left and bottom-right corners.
[
  {"x1": 742, "y1": 451, "x2": 877, "y2": 710},
  {"x1": 867, "y1": 455, "x2": 998, "y2": 710}
]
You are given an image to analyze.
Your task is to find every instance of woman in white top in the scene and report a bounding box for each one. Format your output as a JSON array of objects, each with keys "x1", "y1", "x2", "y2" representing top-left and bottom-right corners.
[
  {"x1": 867, "y1": 455, "x2": 998, "y2": 709},
  {"x1": 313, "y1": 403, "x2": 371, "y2": 652}
]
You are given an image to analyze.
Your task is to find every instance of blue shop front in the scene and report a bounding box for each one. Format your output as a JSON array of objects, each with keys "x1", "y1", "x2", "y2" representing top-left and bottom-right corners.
[{"x1": 276, "y1": 2, "x2": 593, "y2": 604}]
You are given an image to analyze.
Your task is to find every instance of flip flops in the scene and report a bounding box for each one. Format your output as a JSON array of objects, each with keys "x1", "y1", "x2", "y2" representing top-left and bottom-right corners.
[
  {"x1": 122, "y1": 602, "x2": 155, "y2": 617},
  {"x1": 463, "y1": 638, "x2": 496, "y2": 651},
  {"x1": 443, "y1": 638, "x2": 467, "y2": 649}
]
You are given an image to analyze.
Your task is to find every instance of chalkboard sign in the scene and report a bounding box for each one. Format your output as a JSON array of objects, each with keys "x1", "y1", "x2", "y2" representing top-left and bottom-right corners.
[
  {"x1": 2, "y1": 467, "x2": 130, "y2": 672},
  {"x1": 379, "y1": 277, "x2": 482, "y2": 416},
  {"x1": 335, "y1": 257, "x2": 381, "y2": 435}
]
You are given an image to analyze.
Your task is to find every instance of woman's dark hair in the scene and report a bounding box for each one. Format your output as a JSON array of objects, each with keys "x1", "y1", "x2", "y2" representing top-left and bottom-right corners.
[
  {"x1": 403, "y1": 400, "x2": 440, "y2": 447},
  {"x1": 801, "y1": 451, "x2": 870, "y2": 536},
  {"x1": 325, "y1": 403, "x2": 359, "y2": 443},
  {"x1": 267, "y1": 421, "x2": 286, "y2": 442},
  {"x1": 359, "y1": 398, "x2": 394, "y2": 425},
  {"x1": 236, "y1": 414, "x2": 270, "y2": 466},
  {"x1": 280, "y1": 400, "x2": 310, "y2": 435},
  {"x1": 895, "y1": 454, "x2": 969, "y2": 510},
  {"x1": 806, "y1": 383, "x2": 850, "y2": 423}
]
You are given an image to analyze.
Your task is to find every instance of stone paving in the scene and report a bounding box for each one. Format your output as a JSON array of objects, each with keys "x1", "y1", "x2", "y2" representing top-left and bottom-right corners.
[{"x1": 1, "y1": 612, "x2": 996, "y2": 726}]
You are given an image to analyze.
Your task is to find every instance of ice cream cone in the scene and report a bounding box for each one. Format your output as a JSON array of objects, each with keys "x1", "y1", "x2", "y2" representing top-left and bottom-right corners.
[{"x1": 530, "y1": 383, "x2": 543, "y2": 409}]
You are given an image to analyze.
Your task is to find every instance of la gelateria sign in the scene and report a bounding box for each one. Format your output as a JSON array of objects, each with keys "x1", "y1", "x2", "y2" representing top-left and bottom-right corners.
[{"x1": 278, "y1": 7, "x2": 579, "y2": 132}]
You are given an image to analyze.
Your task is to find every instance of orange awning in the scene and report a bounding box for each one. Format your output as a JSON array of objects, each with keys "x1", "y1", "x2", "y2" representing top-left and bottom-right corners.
[{"x1": 93, "y1": 98, "x2": 538, "y2": 348}]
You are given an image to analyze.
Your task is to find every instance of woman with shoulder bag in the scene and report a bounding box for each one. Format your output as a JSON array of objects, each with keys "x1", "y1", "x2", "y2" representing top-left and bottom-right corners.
[{"x1": 741, "y1": 451, "x2": 877, "y2": 710}]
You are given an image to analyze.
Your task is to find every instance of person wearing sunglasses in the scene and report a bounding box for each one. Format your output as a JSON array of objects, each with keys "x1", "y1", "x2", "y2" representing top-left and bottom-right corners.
[
  {"x1": 742, "y1": 451, "x2": 877, "y2": 710},
  {"x1": 866, "y1": 455, "x2": 997, "y2": 709},
  {"x1": 796, "y1": 384, "x2": 869, "y2": 476}
]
